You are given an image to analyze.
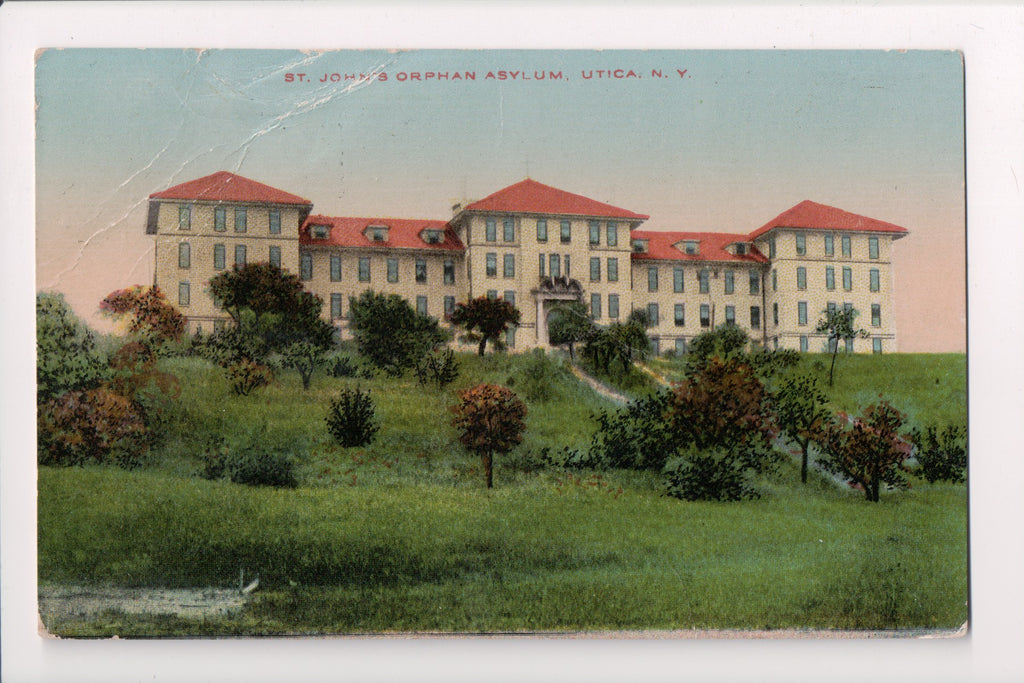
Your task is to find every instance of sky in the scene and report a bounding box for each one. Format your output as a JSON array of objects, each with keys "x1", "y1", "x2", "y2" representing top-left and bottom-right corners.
[{"x1": 35, "y1": 48, "x2": 966, "y2": 351}]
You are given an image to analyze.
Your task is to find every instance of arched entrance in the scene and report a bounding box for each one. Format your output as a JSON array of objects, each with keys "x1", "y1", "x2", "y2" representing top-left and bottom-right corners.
[{"x1": 531, "y1": 276, "x2": 583, "y2": 347}]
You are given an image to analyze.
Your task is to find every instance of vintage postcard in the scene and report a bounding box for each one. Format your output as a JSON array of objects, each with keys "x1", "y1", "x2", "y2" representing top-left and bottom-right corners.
[{"x1": 31, "y1": 46, "x2": 969, "y2": 641}]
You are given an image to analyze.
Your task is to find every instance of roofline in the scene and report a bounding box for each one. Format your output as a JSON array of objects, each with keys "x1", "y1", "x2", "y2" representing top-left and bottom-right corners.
[
  {"x1": 748, "y1": 224, "x2": 909, "y2": 241},
  {"x1": 299, "y1": 242, "x2": 465, "y2": 253},
  {"x1": 630, "y1": 253, "x2": 769, "y2": 266},
  {"x1": 453, "y1": 207, "x2": 649, "y2": 222},
  {"x1": 148, "y1": 195, "x2": 314, "y2": 208}
]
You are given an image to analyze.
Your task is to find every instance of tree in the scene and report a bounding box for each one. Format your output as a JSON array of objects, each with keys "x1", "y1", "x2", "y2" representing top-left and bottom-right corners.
[
  {"x1": 450, "y1": 384, "x2": 527, "y2": 488},
  {"x1": 816, "y1": 401, "x2": 912, "y2": 502},
  {"x1": 348, "y1": 290, "x2": 448, "y2": 374},
  {"x1": 775, "y1": 374, "x2": 831, "y2": 483},
  {"x1": 99, "y1": 285, "x2": 185, "y2": 353},
  {"x1": 280, "y1": 341, "x2": 328, "y2": 390},
  {"x1": 547, "y1": 302, "x2": 594, "y2": 360},
  {"x1": 450, "y1": 296, "x2": 521, "y2": 356},
  {"x1": 36, "y1": 292, "x2": 109, "y2": 402},
  {"x1": 684, "y1": 324, "x2": 750, "y2": 375},
  {"x1": 815, "y1": 307, "x2": 867, "y2": 387}
]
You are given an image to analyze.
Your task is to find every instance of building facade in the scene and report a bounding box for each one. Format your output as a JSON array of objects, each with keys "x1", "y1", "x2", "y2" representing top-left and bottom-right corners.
[{"x1": 148, "y1": 172, "x2": 908, "y2": 353}]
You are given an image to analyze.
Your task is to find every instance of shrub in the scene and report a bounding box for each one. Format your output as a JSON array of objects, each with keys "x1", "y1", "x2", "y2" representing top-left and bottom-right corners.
[
  {"x1": 664, "y1": 447, "x2": 758, "y2": 502},
  {"x1": 226, "y1": 443, "x2": 298, "y2": 488},
  {"x1": 684, "y1": 324, "x2": 750, "y2": 373},
  {"x1": 349, "y1": 290, "x2": 448, "y2": 374},
  {"x1": 38, "y1": 387, "x2": 149, "y2": 469},
  {"x1": 590, "y1": 390, "x2": 673, "y2": 470},
  {"x1": 326, "y1": 353, "x2": 359, "y2": 378},
  {"x1": 36, "y1": 292, "x2": 110, "y2": 402},
  {"x1": 910, "y1": 425, "x2": 967, "y2": 483},
  {"x1": 414, "y1": 348, "x2": 460, "y2": 389},
  {"x1": 517, "y1": 349, "x2": 561, "y2": 403},
  {"x1": 450, "y1": 384, "x2": 527, "y2": 488},
  {"x1": 326, "y1": 387, "x2": 379, "y2": 447},
  {"x1": 227, "y1": 359, "x2": 273, "y2": 396}
]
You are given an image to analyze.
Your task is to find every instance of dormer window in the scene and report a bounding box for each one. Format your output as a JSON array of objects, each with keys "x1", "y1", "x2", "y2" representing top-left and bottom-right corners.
[
  {"x1": 422, "y1": 228, "x2": 443, "y2": 244},
  {"x1": 683, "y1": 240, "x2": 700, "y2": 255},
  {"x1": 309, "y1": 224, "x2": 330, "y2": 240},
  {"x1": 365, "y1": 225, "x2": 389, "y2": 242},
  {"x1": 734, "y1": 243, "x2": 748, "y2": 255},
  {"x1": 632, "y1": 239, "x2": 649, "y2": 253}
]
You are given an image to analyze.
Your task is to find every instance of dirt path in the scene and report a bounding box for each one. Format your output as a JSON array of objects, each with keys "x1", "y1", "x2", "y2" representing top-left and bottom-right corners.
[
  {"x1": 38, "y1": 585, "x2": 249, "y2": 624},
  {"x1": 567, "y1": 363, "x2": 630, "y2": 404}
]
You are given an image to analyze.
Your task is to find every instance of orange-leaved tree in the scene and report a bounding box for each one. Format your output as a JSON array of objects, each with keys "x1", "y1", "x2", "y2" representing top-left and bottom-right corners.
[{"x1": 450, "y1": 384, "x2": 527, "y2": 488}]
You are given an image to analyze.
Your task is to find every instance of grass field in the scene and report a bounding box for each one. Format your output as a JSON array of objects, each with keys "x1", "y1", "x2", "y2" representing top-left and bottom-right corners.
[{"x1": 37, "y1": 351, "x2": 968, "y2": 636}]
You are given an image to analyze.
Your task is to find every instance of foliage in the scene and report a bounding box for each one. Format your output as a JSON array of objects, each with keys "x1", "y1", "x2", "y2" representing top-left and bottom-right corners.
[
  {"x1": 775, "y1": 374, "x2": 831, "y2": 483},
  {"x1": 37, "y1": 387, "x2": 149, "y2": 469},
  {"x1": 583, "y1": 318, "x2": 650, "y2": 375},
  {"x1": 815, "y1": 307, "x2": 868, "y2": 387},
  {"x1": 664, "y1": 447, "x2": 758, "y2": 502},
  {"x1": 414, "y1": 348, "x2": 460, "y2": 390},
  {"x1": 910, "y1": 425, "x2": 967, "y2": 483},
  {"x1": 747, "y1": 347, "x2": 802, "y2": 381},
  {"x1": 817, "y1": 401, "x2": 913, "y2": 502},
  {"x1": 349, "y1": 290, "x2": 448, "y2": 374},
  {"x1": 36, "y1": 292, "x2": 110, "y2": 402},
  {"x1": 280, "y1": 341, "x2": 328, "y2": 390},
  {"x1": 326, "y1": 387, "x2": 379, "y2": 448},
  {"x1": 684, "y1": 324, "x2": 750, "y2": 372},
  {"x1": 514, "y1": 349, "x2": 563, "y2": 403},
  {"x1": 450, "y1": 384, "x2": 527, "y2": 488},
  {"x1": 547, "y1": 302, "x2": 595, "y2": 360},
  {"x1": 99, "y1": 285, "x2": 185, "y2": 353},
  {"x1": 200, "y1": 433, "x2": 298, "y2": 488},
  {"x1": 325, "y1": 353, "x2": 359, "y2": 378},
  {"x1": 450, "y1": 296, "x2": 521, "y2": 356},
  {"x1": 590, "y1": 390, "x2": 674, "y2": 470},
  {"x1": 226, "y1": 358, "x2": 273, "y2": 396}
]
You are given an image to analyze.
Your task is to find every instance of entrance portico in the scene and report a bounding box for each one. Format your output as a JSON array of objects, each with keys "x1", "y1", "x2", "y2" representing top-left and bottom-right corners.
[{"x1": 531, "y1": 276, "x2": 583, "y2": 347}]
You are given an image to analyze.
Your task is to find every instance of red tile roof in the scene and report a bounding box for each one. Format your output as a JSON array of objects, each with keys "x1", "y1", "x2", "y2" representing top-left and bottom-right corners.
[
  {"x1": 631, "y1": 231, "x2": 769, "y2": 264},
  {"x1": 149, "y1": 171, "x2": 312, "y2": 205},
  {"x1": 300, "y1": 215, "x2": 465, "y2": 251},
  {"x1": 747, "y1": 200, "x2": 908, "y2": 241},
  {"x1": 462, "y1": 179, "x2": 649, "y2": 221}
]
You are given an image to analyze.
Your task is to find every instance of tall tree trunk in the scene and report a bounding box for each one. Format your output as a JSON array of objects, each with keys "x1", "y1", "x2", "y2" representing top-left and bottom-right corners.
[
  {"x1": 828, "y1": 343, "x2": 839, "y2": 387},
  {"x1": 800, "y1": 440, "x2": 809, "y2": 484},
  {"x1": 478, "y1": 338, "x2": 487, "y2": 356},
  {"x1": 483, "y1": 451, "x2": 493, "y2": 489}
]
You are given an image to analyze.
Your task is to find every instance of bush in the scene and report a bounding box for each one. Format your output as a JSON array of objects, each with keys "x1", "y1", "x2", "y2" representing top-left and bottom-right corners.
[
  {"x1": 36, "y1": 292, "x2": 110, "y2": 402},
  {"x1": 517, "y1": 349, "x2": 560, "y2": 403},
  {"x1": 227, "y1": 359, "x2": 273, "y2": 396},
  {"x1": 226, "y1": 444, "x2": 298, "y2": 488},
  {"x1": 664, "y1": 447, "x2": 758, "y2": 502},
  {"x1": 38, "y1": 387, "x2": 149, "y2": 469},
  {"x1": 590, "y1": 390, "x2": 673, "y2": 470},
  {"x1": 349, "y1": 290, "x2": 449, "y2": 374},
  {"x1": 326, "y1": 353, "x2": 359, "y2": 378},
  {"x1": 817, "y1": 401, "x2": 912, "y2": 502},
  {"x1": 326, "y1": 387, "x2": 379, "y2": 447},
  {"x1": 414, "y1": 348, "x2": 460, "y2": 389},
  {"x1": 910, "y1": 425, "x2": 967, "y2": 483}
]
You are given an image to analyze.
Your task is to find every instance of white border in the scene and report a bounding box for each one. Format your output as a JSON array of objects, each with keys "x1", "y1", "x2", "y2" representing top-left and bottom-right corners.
[{"x1": 3, "y1": 3, "x2": 1023, "y2": 682}]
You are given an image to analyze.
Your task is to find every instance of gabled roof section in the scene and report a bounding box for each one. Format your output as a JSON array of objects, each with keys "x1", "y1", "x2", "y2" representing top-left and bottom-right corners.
[
  {"x1": 462, "y1": 179, "x2": 649, "y2": 220},
  {"x1": 149, "y1": 171, "x2": 312, "y2": 206},
  {"x1": 631, "y1": 231, "x2": 769, "y2": 264},
  {"x1": 748, "y1": 200, "x2": 908, "y2": 241},
  {"x1": 300, "y1": 216, "x2": 464, "y2": 251}
]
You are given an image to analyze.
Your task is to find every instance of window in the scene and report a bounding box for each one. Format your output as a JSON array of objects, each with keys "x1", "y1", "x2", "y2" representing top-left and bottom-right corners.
[
  {"x1": 871, "y1": 304, "x2": 881, "y2": 327},
  {"x1": 750, "y1": 306, "x2": 761, "y2": 330},
  {"x1": 749, "y1": 270, "x2": 760, "y2": 295},
  {"x1": 824, "y1": 234, "x2": 834, "y2": 256},
  {"x1": 416, "y1": 296, "x2": 428, "y2": 316},
  {"x1": 370, "y1": 227, "x2": 386, "y2": 242},
  {"x1": 269, "y1": 245, "x2": 281, "y2": 269},
  {"x1": 269, "y1": 210, "x2": 281, "y2": 235},
  {"x1": 796, "y1": 234, "x2": 806, "y2": 255},
  {"x1": 725, "y1": 305, "x2": 735, "y2": 325},
  {"x1": 388, "y1": 258, "x2": 399, "y2": 283},
  {"x1": 683, "y1": 240, "x2": 699, "y2": 255},
  {"x1": 826, "y1": 266, "x2": 835, "y2": 290},
  {"x1": 178, "y1": 281, "x2": 190, "y2": 306},
  {"x1": 487, "y1": 290, "x2": 498, "y2": 300},
  {"x1": 700, "y1": 304, "x2": 710, "y2": 328},
  {"x1": 699, "y1": 269, "x2": 709, "y2": 294},
  {"x1": 538, "y1": 253, "x2": 546, "y2": 277},
  {"x1": 606, "y1": 222, "x2": 618, "y2": 247},
  {"x1": 842, "y1": 266, "x2": 852, "y2": 291},
  {"x1": 503, "y1": 217, "x2": 515, "y2": 242},
  {"x1": 769, "y1": 237, "x2": 776, "y2": 258},
  {"x1": 724, "y1": 270, "x2": 735, "y2": 294},
  {"x1": 178, "y1": 242, "x2": 190, "y2": 269},
  {"x1": 564, "y1": 254, "x2": 571, "y2": 277},
  {"x1": 796, "y1": 266, "x2": 807, "y2": 290},
  {"x1": 608, "y1": 294, "x2": 619, "y2": 319},
  {"x1": 843, "y1": 302, "x2": 853, "y2": 314},
  {"x1": 648, "y1": 267, "x2": 658, "y2": 292},
  {"x1": 537, "y1": 219, "x2": 548, "y2": 242},
  {"x1": 873, "y1": 338, "x2": 882, "y2": 354},
  {"x1": 358, "y1": 257, "x2": 370, "y2": 282},
  {"x1": 591, "y1": 293, "x2": 602, "y2": 320},
  {"x1": 214, "y1": 207, "x2": 226, "y2": 232},
  {"x1": 503, "y1": 254, "x2": 515, "y2": 278},
  {"x1": 549, "y1": 253, "x2": 561, "y2": 278},
  {"x1": 560, "y1": 220, "x2": 571, "y2": 243},
  {"x1": 444, "y1": 296, "x2": 455, "y2": 316},
  {"x1": 845, "y1": 337, "x2": 854, "y2": 353},
  {"x1": 330, "y1": 254, "x2": 342, "y2": 281},
  {"x1": 234, "y1": 207, "x2": 247, "y2": 233},
  {"x1": 330, "y1": 293, "x2": 343, "y2": 319},
  {"x1": 485, "y1": 218, "x2": 496, "y2": 242},
  {"x1": 444, "y1": 259, "x2": 455, "y2": 285},
  {"x1": 651, "y1": 337, "x2": 660, "y2": 357},
  {"x1": 504, "y1": 291, "x2": 516, "y2": 307},
  {"x1": 647, "y1": 303, "x2": 659, "y2": 326},
  {"x1": 771, "y1": 269, "x2": 777, "y2": 291},
  {"x1": 735, "y1": 243, "x2": 747, "y2": 255},
  {"x1": 869, "y1": 236, "x2": 879, "y2": 259},
  {"x1": 841, "y1": 235, "x2": 851, "y2": 258},
  {"x1": 607, "y1": 257, "x2": 619, "y2": 282},
  {"x1": 235, "y1": 244, "x2": 247, "y2": 266},
  {"x1": 486, "y1": 253, "x2": 497, "y2": 277},
  {"x1": 773, "y1": 303, "x2": 779, "y2": 326},
  {"x1": 300, "y1": 252, "x2": 312, "y2": 280},
  {"x1": 310, "y1": 224, "x2": 329, "y2": 240},
  {"x1": 632, "y1": 239, "x2": 648, "y2": 253},
  {"x1": 827, "y1": 302, "x2": 837, "y2": 317},
  {"x1": 675, "y1": 338, "x2": 687, "y2": 354},
  {"x1": 798, "y1": 301, "x2": 808, "y2": 325},
  {"x1": 416, "y1": 258, "x2": 427, "y2": 284},
  {"x1": 800, "y1": 336, "x2": 809, "y2": 353},
  {"x1": 506, "y1": 326, "x2": 516, "y2": 349},
  {"x1": 674, "y1": 303, "x2": 685, "y2": 327},
  {"x1": 870, "y1": 268, "x2": 880, "y2": 292},
  {"x1": 178, "y1": 205, "x2": 191, "y2": 230},
  {"x1": 590, "y1": 257, "x2": 601, "y2": 282},
  {"x1": 673, "y1": 266, "x2": 685, "y2": 293},
  {"x1": 213, "y1": 244, "x2": 225, "y2": 270},
  {"x1": 589, "y1": 220, "x2": 600, "y2": 246}
]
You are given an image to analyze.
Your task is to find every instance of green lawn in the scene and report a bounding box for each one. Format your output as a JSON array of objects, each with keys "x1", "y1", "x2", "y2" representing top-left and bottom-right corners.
[{"x1": 37, "y1": 351, "x2": 968, "y2": 636}]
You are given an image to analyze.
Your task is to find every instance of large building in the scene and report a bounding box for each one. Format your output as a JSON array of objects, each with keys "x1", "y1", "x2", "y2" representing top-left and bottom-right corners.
[{"x1": 148, "y1": 172, "x2": 908, "y2": 353}]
